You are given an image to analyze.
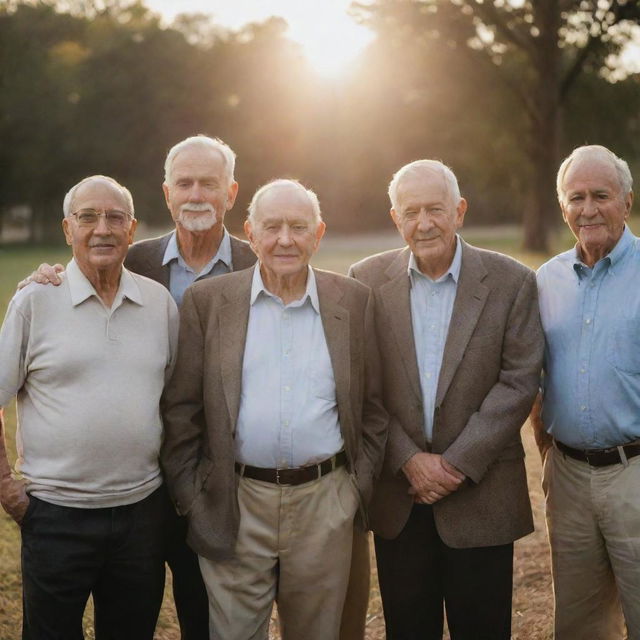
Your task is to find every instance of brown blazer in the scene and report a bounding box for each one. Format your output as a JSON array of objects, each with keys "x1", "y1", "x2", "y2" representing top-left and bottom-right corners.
[
  {"x1": 349, "y1": 240, "x2": 543, "y2": 548},
  {"x1": 161, "y1": 266, "x2": 388, "y2": 561},
  {"x1": 124, "y1": 230, "x2": 256, "y2": 287}
]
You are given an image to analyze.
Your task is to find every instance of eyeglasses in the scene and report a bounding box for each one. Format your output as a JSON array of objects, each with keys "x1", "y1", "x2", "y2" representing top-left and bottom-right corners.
[{"x1": 70, "y1": 209, "x2": 133, "y2": 228}]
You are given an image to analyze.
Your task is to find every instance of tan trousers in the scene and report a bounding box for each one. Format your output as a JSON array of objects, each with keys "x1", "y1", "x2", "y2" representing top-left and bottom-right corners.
[
  {"x1": 199, "y1": 467, "x2": 359, "y2": 640},
  {"x1": 339, "y1": 528, "x2": 370, "y2": 640},
  {"x1": 543, "y1": 445, "x2": 640, "y2": 640}
]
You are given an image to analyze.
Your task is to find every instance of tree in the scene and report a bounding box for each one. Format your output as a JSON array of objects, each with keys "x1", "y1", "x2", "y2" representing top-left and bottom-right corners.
[{"x1": 354, "y1": 0, "x2": 640, "y2": 251}]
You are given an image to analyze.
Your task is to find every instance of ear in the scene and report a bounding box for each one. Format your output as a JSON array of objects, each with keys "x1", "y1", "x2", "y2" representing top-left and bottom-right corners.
[
  {"x1": 62, "y1": 218, "x2": 73, "y2": 247},
  {"x1": 226, "y1": 181, "x2": 239, "y2": 210},
  {"x1": 455, "y1": 198, "x2": 467, "y2": 228},
  {"x1": 624, "y1": 191, "x2": 634, "y2": 220},
  {"x1": 244, "y1": 219, "x2": 255, "y2": 248},
  {"x1": 127, "y1": 219, "x2": 138, "y2": 246},
  {"x1": 313, "y1": 220, "x2": 326, "y2": 249},
  {"x1": 390, "y1": 208, "x2": 401, "y2": 231},
  {"x1": 162, "y1": 182, "x2": 171, "y2": 209}
]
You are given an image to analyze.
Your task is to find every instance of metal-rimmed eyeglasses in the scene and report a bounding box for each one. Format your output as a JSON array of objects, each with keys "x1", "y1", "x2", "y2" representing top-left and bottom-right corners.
[{"x1": 70, "y1": 209, "x2": 134, "y2": 228}]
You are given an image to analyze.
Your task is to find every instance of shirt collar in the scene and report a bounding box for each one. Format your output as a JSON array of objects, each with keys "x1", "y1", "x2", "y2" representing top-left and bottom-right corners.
[
  {"x1": 250, "y1": 263, "x2": 320, "y2": 312},
  {"x1": 66, "y1": 258, "x2": 143, "y2": 307},
  {"x1": 572, "y1": 225, "x2": 633, "y2": 277},
  {"x1": 408, "y1": 234, "x2": 462, "y2": 284},
  {"x1": 162, "y1": 227, "x2": 232, "y2": 272}
]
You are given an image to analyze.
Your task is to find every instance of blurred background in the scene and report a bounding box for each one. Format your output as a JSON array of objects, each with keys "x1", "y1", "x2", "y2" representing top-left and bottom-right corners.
[{"x1": 0, "y1": 0, "x2": 639, "y2": 254}]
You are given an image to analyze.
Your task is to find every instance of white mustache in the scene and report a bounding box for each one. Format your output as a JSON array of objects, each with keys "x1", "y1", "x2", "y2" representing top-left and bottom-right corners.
[{"x1": 180, "y1": 203, "x2": 215, "y2": 214}]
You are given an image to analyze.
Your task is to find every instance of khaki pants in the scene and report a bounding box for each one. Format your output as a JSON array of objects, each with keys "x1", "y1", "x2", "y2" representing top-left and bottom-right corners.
[
  {"x1": 543, "y1": 445, "x2": 640, "y2": 640},
  {"x1": 199, "y1": 467, "x2": 359, "y2": 640}
]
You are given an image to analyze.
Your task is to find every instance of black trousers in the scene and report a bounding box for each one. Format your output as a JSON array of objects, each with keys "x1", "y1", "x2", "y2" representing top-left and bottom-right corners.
[
  {"x1": 164, "y1": 507, "x2": 210, "y2": 640},
  {"x1": 374, "y1": 503, "x2": 514, "y2": 640},
  {"x1": 21, "y1": 486, "x2": 168, "y2": 640}
]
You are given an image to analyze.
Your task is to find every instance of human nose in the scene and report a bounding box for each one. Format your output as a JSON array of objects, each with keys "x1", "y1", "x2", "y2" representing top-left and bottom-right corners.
[
  {"x1": 188, "y1": 182, "x2": 204, "y2": 202},
  {"x1": 277, "y1": 225, "x2": 293, "y2": 245},
  {"x1": 93, "y1": 213, "x2": 111, "y2": 233},
  {"x1": 416, "y1": 209, "x2": 434, "y2": 231}
]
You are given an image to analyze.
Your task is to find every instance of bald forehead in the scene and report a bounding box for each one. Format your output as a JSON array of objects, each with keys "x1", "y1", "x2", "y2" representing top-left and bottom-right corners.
[
  {"x1": 254, "y1": 184, "x2": 314, "y2": 218},
  {"x1": 72, "y1": 179, "x2": 129, "y2": 211}
]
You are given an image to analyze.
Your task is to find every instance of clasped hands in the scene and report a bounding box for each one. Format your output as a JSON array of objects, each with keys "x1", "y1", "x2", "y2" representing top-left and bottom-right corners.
[{"x1": 402, "y1": 452, "x2": 465, "y2": 504}]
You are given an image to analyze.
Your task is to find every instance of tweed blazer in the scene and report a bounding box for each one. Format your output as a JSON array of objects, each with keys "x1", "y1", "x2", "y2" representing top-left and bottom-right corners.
[
  {"x1": 349, "y1": 240, "x2": 543, "y2": 548},
  {"x1": 124, "y1": 230, "x2": 256, "y2": 287},
  {"x1": 161, "y1": 266, "x2": 388, "y2": 561}
]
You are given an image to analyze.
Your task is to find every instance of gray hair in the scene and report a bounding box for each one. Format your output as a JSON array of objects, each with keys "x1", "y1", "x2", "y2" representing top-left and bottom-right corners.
[
  {"x1": 388, "y1": 159, "x2": 462, "y2": 210},
  {"x1": 62, "y1": 175, "x2": 134, "y2": 218},
  {"x1": 164, "y1": 135, "x2": 236, "y2": 186},
  {"x1": 557, "y1": 145, "x2": 633, "y2": 204},
  {"x1": 247, "y1": 179, "x2": 322, "y2": 227}
]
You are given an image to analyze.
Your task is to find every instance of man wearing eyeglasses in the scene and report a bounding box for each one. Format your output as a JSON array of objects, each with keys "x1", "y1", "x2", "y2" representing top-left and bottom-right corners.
[{"x1": 0, "y1": 175, "x2": 178, "y2": 639}]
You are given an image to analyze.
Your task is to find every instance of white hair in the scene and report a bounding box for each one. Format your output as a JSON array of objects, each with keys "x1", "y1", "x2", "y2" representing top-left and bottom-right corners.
[
  {"x1": 388, "y1": 159, "x2": 462, "y2": 211},
  {"x1": 62, "y1": 175, "x2": 134, "y2": 218},
  {"x1": 557, "y1": 145, "x2": 633, "y2": 204},
  {"x1": 164, "y1": 135, "x2": 236, "y2": 185},
  {"x1": 247, "y1": 179, "x2": 322, "y2": 227}
]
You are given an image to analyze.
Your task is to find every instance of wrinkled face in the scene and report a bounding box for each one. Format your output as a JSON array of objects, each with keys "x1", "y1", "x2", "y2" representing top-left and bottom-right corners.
[
  {"x1": 63, "y1": 179, "x2": 136, "y2": 274},
  {"x1": 391, "y1": 168, "x2": 466, "y2": 276},
  {"x1": 561, "y1": 156, "x2": 633, "y2": 266},
  {"x1": 244, "y1": 185, "x2": 325, "y2": 280},
  {"x1": 163, "y1": 145, "x2": 238, "y2": 232}
]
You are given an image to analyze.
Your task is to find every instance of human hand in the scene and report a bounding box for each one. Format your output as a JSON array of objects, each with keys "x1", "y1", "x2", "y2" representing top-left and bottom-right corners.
[
  {"x1": 403, "y1": 452, "x2": 464, "y2": 504},
  {"x1": 0, "y1": 474, "x2": 29, "y2": 525},
  {"x1": 17, "y1": 263, "x2": 64, "y2": 290}
]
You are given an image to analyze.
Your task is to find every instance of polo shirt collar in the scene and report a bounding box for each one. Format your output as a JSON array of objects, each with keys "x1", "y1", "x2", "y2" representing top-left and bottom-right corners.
[{"x1": 66, "y1": 258, "x2": 143, "y2": 307}]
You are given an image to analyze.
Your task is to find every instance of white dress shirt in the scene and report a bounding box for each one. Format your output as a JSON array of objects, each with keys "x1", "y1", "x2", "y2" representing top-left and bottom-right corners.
[{"x1": 234, "y1": 265, "x2": 344, "y2": 468}]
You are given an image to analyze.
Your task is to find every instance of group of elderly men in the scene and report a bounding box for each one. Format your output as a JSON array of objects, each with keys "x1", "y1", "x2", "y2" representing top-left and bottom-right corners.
[{"x1": 0, "y1": 135, "x2": 638, "y2": 640}]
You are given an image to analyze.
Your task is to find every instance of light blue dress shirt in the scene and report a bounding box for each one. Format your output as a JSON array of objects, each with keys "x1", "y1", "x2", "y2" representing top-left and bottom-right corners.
[
  {"x1": 162, "y1": 229, "x2": 232, "y2": 305},
  {"x1": 234, "y1": 265, "x2": 344, "y2": 468},
  {"x1": 538, "y1": 226, "x2": 640, "y2": 448},
  {"x1": 409, "y1": 236, "x2": 462, "y2": 442}
]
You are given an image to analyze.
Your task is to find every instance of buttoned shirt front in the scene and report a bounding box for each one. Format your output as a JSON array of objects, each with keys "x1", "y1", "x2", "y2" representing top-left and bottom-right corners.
[
  {"x1": 409, "y1": 236, "x2": 462, "y2": 442},
  {"x1": 234, "y1": 265, "x2": 344, "y2": 468},
  {"x1": 538, "y1": 226, "x2": 640, "y2": 448},
  {"x1": 163, "y1": 228, "x2": 232, "y2": 305}
]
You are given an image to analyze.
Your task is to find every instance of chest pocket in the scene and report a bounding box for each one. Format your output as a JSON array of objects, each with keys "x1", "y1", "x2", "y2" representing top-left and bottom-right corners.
[{"x1": 607, "y1": 316, "x2": 640, "y2": 373}]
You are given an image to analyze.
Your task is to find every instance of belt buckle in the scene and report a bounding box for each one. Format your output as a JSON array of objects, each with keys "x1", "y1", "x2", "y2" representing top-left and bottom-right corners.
[
  {"x1": 276, "y1": 468, "x2": 283, "y2": 485},
  {"x1": 584, "y1": 451, "x2": 597, "y2": 466}
]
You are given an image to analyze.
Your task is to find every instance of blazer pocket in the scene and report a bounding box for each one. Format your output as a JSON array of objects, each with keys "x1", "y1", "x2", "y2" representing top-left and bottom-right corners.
[{"x1": 466, "y1": 330, "x2": 502, "y2": 350}]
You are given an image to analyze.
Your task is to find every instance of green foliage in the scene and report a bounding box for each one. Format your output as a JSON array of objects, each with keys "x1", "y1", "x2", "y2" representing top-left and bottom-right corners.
[{"x1": 0, "y1": 0, "x2": 638, "y2": 245}]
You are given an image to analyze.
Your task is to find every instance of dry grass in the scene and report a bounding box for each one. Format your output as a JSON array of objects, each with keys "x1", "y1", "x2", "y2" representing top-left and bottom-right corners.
[{"x1": 0, "y1": 229, "x2": 558, "y2": 639}]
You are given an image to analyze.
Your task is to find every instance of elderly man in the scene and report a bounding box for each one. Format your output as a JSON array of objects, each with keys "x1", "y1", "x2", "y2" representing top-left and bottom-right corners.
[
  {"x1": 533, "y1": 145, "x2": 640, "y2": 639},
  {"x1": 161, "y1": 178, "x2": 387, "y2": 640},
  {"x1": 0, "y1": 175, "x2": 178, "y2": 639},
  {"x1": 22, "y1": 134, "x2": 256, "y2": 639},
  {"x1": 349, "y1": 160, "x2": 543, "y2": 639}
]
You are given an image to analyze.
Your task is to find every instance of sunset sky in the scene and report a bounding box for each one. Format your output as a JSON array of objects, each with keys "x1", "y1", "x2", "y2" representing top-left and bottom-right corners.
[{"x1": 144, "y1": 0, "x2": 375, "y2": 76}]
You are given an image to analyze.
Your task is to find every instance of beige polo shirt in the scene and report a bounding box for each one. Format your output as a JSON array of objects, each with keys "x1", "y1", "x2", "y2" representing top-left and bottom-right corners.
[{"x1": 0, "y1": 259, "x2": 179, "y2": 508}]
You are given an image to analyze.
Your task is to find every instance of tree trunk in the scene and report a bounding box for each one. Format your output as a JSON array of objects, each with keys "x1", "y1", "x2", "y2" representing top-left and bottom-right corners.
[{"x1": 522, "y1": 0, "x2": 562, "y2": 253}]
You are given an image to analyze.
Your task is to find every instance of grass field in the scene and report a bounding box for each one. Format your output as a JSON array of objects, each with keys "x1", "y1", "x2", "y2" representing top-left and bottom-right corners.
[{"x1": 0, "y1": 224, "x2": 577, "y2": 639}]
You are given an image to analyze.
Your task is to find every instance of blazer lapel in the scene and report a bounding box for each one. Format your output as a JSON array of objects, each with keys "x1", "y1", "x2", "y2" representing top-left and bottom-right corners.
[
  {"x1": 379, "y1": 249, "x2": 422, "y2": 403},
  {"x1": 219, "y1": 270, "x2": 252, "y2": 433},
  {"x1": 142, "y1": 236, "x2": 171, "y2": 288},
  {"x1": 436, "y1": 241, "x2": 489, "y2": 406},
  {"x1": 317, "y1": 272, "x2": 352, "y2": 431}
]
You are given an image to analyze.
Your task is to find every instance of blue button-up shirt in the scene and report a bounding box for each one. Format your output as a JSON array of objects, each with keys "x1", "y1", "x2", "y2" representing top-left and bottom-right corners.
[
  {"x1": 537, "y1": 226, "x2": 640, "y2": 448},
  {"x1": 409, "y1": 236, "x2": 462, "y2": 442},
  {"x1": 234, "y1": 265, "x2": 344, "y2": 468},
  {"x1": 162, "y1": 229, "x2": 232, "y2": 305}
]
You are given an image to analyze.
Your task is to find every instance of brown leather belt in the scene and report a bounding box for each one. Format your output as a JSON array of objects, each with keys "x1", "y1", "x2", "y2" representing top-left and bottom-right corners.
[
  {"x1": 235, "y1": 451, "x2": 347, "y2": 486},
  {"x1": 555, "y1": 439, "x2": 640, "y2": 467}
]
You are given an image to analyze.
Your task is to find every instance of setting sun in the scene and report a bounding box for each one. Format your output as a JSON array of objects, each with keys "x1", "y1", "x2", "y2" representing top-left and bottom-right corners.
[{"x1": 146, "y1": 0, "x2": 374, "y2": 77}]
